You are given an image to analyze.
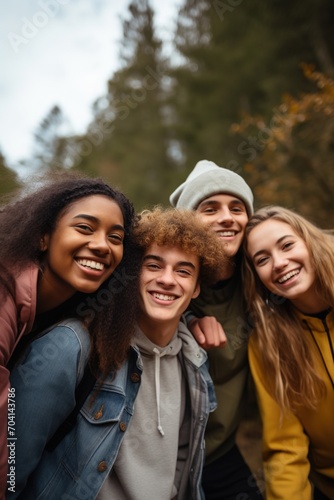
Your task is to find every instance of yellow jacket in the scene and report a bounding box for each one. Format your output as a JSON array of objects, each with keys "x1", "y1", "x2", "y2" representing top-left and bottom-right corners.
[{"x1": 249, "y1": 309, "x2": 334, "y2": 499}]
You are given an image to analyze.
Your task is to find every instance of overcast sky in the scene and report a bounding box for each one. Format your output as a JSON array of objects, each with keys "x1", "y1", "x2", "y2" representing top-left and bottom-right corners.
[{"x1": 0, "y1": 0, "x2": 181, "y2": 173}]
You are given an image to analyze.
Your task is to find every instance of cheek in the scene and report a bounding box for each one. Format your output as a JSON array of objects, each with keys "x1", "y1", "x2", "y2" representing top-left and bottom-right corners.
[
  {"x1": 304, "y1": 253, "x2": 314, "y2": 271},
  {"x1": 307, "y1": 264, "x2": 317, "y2": 284},
  {"x1": 43, "y1": 249, "x2": 66, "y2": 280},
  {"x1": 45, "y1": 242, "x2": 62, "y2": 266},
  {"x1": 239, "y1": 226, "x2": 246, "y2": 238},
  {"x1": 238, "y1": 218, "x2": 248, "y2": 235},
  {"x1": 46, "y1": 232, "x2": 73, "y2": 259},
  {"x1": 256, "y1": 267, "x2": 271, "y2": 286},
  {"x1": 139, "y1": 271, "x2": 149, "y2": 289},
  {"x1": 196, "y1": 213, "x2": 214, "y2": 225}
]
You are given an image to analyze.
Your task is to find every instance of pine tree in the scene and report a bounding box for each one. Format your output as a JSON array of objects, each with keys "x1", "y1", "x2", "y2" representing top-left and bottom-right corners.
[
  {"x1": 0, "y1": 151, "x2": 21, "y2": 199},
  {"x1": 28, "y1": 105, "x2": 72, "y2": 172},
  {"x1": 78, "y1": 0, "x2": 174, "y2": 210},
  {"x1": 170, "y1": 0, "x2": 334, "y2": 181}
]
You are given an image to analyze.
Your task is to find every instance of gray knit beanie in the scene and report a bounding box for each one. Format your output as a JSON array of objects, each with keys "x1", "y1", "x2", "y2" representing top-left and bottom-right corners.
[{"x1": 169, "y1": 160, "x2": 254, "y2": 216}]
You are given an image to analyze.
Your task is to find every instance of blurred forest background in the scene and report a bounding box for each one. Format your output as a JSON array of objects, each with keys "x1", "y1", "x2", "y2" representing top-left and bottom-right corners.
[
  {"x1": 1, "y1": 0, "x2": 334, "y2": 230},
  {"x1": 1, "y1": 0, "x2": 333, "y2": 489}
]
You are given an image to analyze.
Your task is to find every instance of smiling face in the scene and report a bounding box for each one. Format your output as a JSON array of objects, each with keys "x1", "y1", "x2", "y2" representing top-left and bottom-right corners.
[
  {"x1": 38, "y1": 195, "x2": 125, "y2": 312},
  {"x1": 195, "y1": 194, "x2": 248, "y2": 259},
  {"x1": 137, "y1": 243, "x2": 200, "y2": 346},
  {"x1": 246, "y1": 219, "x2": 322, "y2": 313}
]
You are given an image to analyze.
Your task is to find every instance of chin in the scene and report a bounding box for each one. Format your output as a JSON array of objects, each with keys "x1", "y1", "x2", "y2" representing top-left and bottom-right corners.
[
  {"x1": 224, "y1": 247, "x2": 238, "y2": 258},
  {"x1": 78, "y1": 284, "x2": 101, "y2": 294}
]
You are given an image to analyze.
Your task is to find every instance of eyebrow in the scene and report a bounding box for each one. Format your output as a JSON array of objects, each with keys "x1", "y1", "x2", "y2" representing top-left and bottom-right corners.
[
  {"x1": 143, "y1": 254, "x2": 197, "y2": 270},
  {"x1": 251, "y1": 234, "x2": 295, "y2": 259},
  {"x1": 197, "y1": 200, "x2": 216, "y2": 208},
  {"x1": 198, "y1": 198, "x2": 244, "y2": 208},
  {"x1": 73, "y1": 214, "x2": 125, "y2": 232}
]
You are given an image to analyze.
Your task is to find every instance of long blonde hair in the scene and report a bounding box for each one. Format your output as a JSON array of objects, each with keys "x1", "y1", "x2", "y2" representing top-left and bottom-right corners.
[{"x1": 243, "y1": 206, "x2": 334, "y2": 412}]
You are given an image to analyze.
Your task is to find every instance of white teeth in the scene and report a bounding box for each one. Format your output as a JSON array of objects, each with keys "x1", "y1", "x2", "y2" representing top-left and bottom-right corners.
[
  {"x1": 152, "y1": 292, "x2": 175, "y2": 301},
  {"x1": 278, "y1": 270, "x2": 299, "y2": 283},
  {"x1": 217, "y1": 231, "x2": 235, "y2": 237},
  {"x1": 77, "y1": 259, "x2": 104, "y2": 270}
]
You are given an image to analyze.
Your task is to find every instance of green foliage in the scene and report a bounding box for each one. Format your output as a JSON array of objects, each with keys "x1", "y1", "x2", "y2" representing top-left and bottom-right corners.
[
  {"x1": 3, "y1": 0, "x2": 334, "y2": 220},
  {"x1": 0, "y1": 151, "x2": 21, "y2": 200},
  {"x1": 232, "y1": 65, "x2": 334, "y2": 228},
  {"x1": 170, "y1": 0, "x2": 334, "y2": 177},
  {"x1": 73, "y1": 0, "x2": 177, "y2": 210}
]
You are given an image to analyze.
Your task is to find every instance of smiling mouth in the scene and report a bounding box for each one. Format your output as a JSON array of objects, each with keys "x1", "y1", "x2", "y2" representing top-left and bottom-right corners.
[
  {"x1": 277, "y1": 269, "x2": 300, "y2": 284},
  {"x1": 216, "y1": 230, "x2": 237, "y2": 237},
  {"x1": 151, "y1": 292, "x2": 176, "y2": 302},
  {"x1": 76, "y1": 258, "x2": 105, "y2": 271}
]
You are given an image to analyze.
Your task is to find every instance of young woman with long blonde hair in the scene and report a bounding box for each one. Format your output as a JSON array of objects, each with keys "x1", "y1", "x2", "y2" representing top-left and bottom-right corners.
[{"x1": 243, "y1": 206, "x2": 334, "y2": 500}]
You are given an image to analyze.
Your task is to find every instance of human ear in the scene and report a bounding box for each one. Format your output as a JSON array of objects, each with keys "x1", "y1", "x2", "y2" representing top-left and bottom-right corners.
[
  {"x1": 40, "y1": 234, "x2": 49, "y2": 251},
  {"x1": 192, "y1": 282, "x2": 200, "y2": 300}
]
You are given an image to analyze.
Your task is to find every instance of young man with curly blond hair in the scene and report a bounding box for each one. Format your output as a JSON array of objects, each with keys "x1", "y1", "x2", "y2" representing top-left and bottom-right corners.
[{"x1": 97, "y1": 207, "x2": 228, "y2": 500}]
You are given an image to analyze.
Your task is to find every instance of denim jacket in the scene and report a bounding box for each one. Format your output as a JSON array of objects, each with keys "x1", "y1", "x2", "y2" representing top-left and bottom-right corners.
[
  {"x1": 8, "y1": 318, "x2": 216, "y2": 500},
  {"x1": 8, "y1": 319, "x2": 142, "y2": 500}
]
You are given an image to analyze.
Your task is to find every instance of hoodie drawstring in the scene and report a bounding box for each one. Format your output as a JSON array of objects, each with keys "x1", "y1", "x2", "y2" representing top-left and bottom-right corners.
[{"x1": 153, "y1": 347, "x2": 166, "y2": 436}]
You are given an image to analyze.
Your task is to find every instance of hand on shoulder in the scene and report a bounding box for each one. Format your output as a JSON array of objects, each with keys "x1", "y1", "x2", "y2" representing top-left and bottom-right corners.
[{"x1": 189, "y1": 316, "x2": 227, "y2": 350}]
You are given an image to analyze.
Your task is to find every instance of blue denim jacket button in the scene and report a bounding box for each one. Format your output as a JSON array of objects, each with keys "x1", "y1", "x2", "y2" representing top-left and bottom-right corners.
[
  {"x1": 94, "y1": 404, "x2": 104, "y2": 420},
  {"x1": 130, "y1": 372, "x2": 140, "y2": 383},
  {"x1": 119, "y1": 421, "x2": 127, "y2": 432},
  {"x1": 97, "y1": 461, "x2": 108, "y2": 472}
]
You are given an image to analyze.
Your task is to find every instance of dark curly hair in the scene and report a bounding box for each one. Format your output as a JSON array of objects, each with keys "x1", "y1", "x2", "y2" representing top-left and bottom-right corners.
[
  {"x1": 133, "y1": 207, "x2": 228, "y2": 285},
  {"x1": 0, "y1": 171, "x2": 133, "y2": 270},
  {"x1": 0, "y1": 171, "x2": 143, "y2": 375}
]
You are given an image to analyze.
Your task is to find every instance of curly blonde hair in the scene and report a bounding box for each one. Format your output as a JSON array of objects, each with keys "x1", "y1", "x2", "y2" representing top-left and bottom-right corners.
[
  {"x1": 243, "y1": 205, "x2": 334, "y2": 412},
  {"x1": 133, "y1": 207, "x2": 228, "y2": 285}
]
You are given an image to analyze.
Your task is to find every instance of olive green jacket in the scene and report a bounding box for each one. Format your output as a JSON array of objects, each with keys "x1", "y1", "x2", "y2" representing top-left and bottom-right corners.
[{"x1": 190, "y1": 269, "x2": 250, "y2": 464}]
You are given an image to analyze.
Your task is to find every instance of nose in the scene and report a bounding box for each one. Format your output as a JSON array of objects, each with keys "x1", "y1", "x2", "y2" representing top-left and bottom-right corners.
[
  {"x1": 216, "y1": 208, "x2": 233, "y2": 224},
  {"x1": 88, "y1": 231, "x2": 111, "y2": 254},
  {"x1": 272, "y1": 253, "x2": 288, "y2": 271},
  {"x1": 157, "y1": 267, "x2": 176, "y2": 287}
]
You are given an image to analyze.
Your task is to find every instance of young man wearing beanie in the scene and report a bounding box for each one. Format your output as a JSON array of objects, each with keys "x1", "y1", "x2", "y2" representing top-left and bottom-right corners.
[{"x1": 170, "y1": 160, "x2": 263, "y2": 500}]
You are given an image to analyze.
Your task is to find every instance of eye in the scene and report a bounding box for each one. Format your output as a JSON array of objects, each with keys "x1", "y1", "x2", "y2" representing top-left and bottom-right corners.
[
  {"x1": 231, "y1": 206, "x2": 244, "y2": 213},
  {"x1": 254, "y1": 256, "x2": 269, "y2": 267},
  {"x1": 146, "y1": 263, "x2": 161, "y2": 271},
  {"x1": 76, "y1": 224, "x2": 93, "y2": 233},
  {"x1": 198, "y1": 206, "x2": 216, "y2": 215},
  {"x1": 282, "y1": 241, "x2": 294, "y2": 251},
  {"x1": 177, "y1": 268, "x2": 192, "y2": 277},
  {"x1": 109, "y1": 233, "x2": 124, "y2": 244}
]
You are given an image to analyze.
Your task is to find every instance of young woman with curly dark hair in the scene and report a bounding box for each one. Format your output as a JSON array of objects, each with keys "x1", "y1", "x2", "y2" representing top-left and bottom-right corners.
[{"x1": 1, "y1": 172, "x2": 142, "y2": 497}]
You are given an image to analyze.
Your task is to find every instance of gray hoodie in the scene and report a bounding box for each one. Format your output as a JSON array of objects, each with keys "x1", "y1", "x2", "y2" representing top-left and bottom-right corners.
[
  {"x1": 98, "y1": 319, "x2": 216, "y2": 500},
  {"x1": 98, "y1": 325, "x2": 188, "y2": 499}
]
